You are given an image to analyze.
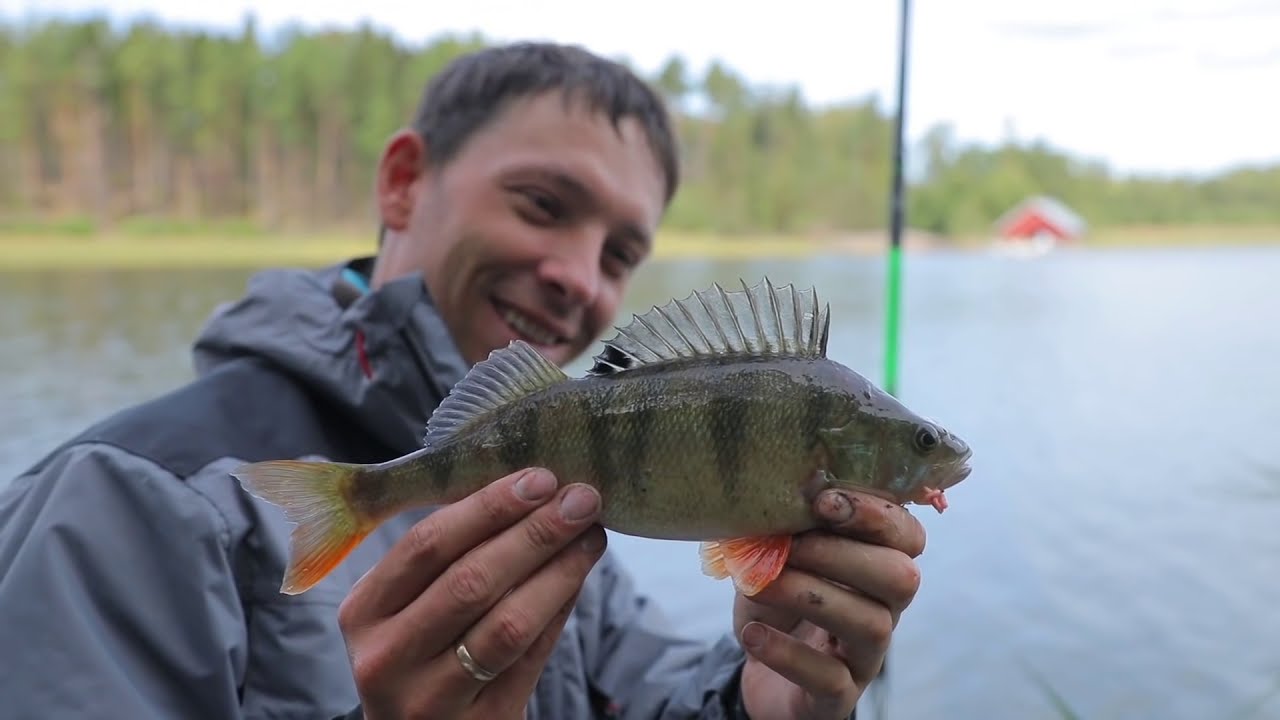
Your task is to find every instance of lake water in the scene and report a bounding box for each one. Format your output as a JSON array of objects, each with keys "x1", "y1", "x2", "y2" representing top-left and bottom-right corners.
[{"x1": 3, "y1": 245, "x2": 1279, "y2": 719}]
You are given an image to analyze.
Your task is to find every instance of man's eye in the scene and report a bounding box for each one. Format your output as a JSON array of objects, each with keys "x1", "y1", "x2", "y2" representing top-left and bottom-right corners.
[
  {"x1": 519, "y1": 191, "x2": 562, "y2": 223},
  {"x1": 608, "y1": 246, "x2": 633, "y2": 265},
  {"x1": 603, "y1": 245, "x2": 638, "y2": 275}
]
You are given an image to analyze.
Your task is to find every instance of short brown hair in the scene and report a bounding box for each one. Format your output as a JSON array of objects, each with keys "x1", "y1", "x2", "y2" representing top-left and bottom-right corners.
[{"x1": 410, "y1": 42, "x2": 680, "y2": 204}]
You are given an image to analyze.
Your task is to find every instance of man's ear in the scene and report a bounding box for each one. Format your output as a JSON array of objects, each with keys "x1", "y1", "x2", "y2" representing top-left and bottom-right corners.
[{"x1": 376, "y1": 129, "x2": 427, "y2": 232}]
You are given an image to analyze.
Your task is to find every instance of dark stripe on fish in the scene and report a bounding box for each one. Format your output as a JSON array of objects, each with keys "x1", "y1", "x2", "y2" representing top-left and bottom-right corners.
[
  {"x1": 432, "y1": 446, "x2": 455, "y2": 493},
  {"x1": 710, "y1": 393, "x2": 748, "y2": 501},
  {"x1": 587, "y1": 386, "x2": 616, "y2": 484},
  {"x1": 803, "y1": 380, "x2": 832, "y2": 451},
  {"x1": 498, "y1": 403, "x2": 538, "y2": 472},
  {"x1": 617, "y1": 380, "x2": 655, "y2": 493}
]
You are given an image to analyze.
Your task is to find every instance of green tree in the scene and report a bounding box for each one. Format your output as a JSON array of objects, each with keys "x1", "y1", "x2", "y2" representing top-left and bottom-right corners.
[{"x1": 1, "y1": 16, "x2": 1277, "y2": 238}]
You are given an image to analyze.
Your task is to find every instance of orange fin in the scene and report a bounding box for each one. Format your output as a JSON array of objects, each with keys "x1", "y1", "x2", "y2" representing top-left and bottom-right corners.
[
  {"x1": 699, "y1": 535, "x2": 792, "y2": 596},
  {"x1": 231, "y1": 459, "x2": 373, "y2": 594}
]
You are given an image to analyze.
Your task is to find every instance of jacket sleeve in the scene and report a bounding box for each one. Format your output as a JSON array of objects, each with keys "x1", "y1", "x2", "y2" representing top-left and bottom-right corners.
[
  {"x1": 0, "y1": 443, "x2": 249, "y2": 719},
  {"x1": 576, "y1": 551, "x2": 753, "y2": 720}
]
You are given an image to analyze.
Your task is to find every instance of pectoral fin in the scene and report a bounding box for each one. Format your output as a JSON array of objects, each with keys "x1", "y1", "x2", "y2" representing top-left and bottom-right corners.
[{"x1": 699, "y1": 535, "x2": 792, "y2": 596}]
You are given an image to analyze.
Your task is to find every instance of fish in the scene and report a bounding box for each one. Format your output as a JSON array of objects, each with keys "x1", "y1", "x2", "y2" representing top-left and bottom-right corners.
[{"x1": 233, "y1": 278, "x2": 973, "y2": 597}]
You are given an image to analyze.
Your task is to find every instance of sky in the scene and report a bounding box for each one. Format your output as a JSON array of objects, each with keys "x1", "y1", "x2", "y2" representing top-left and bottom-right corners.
[{"x1": 5, "y1": 0, "x2": 1279, "y2": 178}]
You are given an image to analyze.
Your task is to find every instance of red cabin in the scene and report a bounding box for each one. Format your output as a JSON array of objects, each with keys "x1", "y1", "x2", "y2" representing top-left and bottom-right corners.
[{"x1": 993, "y1": 196, "x2": 1086, "y2": 244}]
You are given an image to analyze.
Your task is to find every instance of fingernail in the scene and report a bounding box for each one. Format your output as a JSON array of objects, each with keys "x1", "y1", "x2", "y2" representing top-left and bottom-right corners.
[
  {"x1": 742, "y1": 622, "x2": 767, "y2": 651},
  {"x1": 817, "y1": 491, "x2": 854, "y2": 523},
  {"x1": 560, "y1": 485, "x2": 600, "y2": 522},
  {"x1": 515, "y1": 469, "x2": 556, "y2": 502}
]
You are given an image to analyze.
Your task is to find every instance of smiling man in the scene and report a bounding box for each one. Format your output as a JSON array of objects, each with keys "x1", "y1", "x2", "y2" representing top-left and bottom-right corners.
[
  {"x1": 370, "y1": 75, "x2": 669, "y2": 367},
  {"x1": 0, "y1": 43, "x2": 927, "y2": 720}
]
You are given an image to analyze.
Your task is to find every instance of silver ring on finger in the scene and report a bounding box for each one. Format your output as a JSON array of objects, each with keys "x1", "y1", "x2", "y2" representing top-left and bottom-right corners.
[{"x1": 456, "y1": 642, "x2": 498, "y2": 683}]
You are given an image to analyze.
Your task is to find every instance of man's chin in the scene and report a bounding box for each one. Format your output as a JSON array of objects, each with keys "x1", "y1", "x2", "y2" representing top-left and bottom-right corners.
[
  {"x1": 536, "y1": 340, "x2": 595, "y2": 368},
  {"x1": 476, "y1": 334, "x2": 572, "y2": 368},
  {"x1": 531, "y1": 342, "x2": 572, "y2": 366}
]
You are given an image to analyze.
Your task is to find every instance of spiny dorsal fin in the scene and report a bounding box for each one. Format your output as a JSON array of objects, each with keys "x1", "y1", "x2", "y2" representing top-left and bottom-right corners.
[
  {"x1": 588, "y1": 277, "x2": 830, "y2": 376},
  {"x1": 424, "y1": 340, "x2": 568, "y2": 447}
]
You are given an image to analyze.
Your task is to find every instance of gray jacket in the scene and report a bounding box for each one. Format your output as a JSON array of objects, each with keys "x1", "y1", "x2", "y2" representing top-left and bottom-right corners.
[{"x1": 0, "y1": 260, "x2": 753, "y2": 719}]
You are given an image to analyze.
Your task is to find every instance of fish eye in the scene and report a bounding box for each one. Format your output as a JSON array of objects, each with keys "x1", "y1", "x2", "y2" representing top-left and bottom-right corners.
[{"x1": 913, "y1": 425, "x2": 940, "y2": 454}]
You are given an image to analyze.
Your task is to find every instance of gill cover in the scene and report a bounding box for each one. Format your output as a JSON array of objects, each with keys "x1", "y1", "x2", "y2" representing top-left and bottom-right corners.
[{"x1": 817, "y1": 419, "x2": 881, "y2": 492}]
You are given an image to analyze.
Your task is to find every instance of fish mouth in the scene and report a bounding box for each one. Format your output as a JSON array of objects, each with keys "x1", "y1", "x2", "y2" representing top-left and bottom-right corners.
[
  {"x1": 936, "y1": 435, "x2": 973, "y2": 491},
  {"x1": 923, "y1": 448, "x2": 972, "y2": 494},
  {"x1": 907, "y1": 460, "x2": 971, "y2": 512},
  {"x1": 938, "y1": 462, "x2": 972, "y2": 491}
]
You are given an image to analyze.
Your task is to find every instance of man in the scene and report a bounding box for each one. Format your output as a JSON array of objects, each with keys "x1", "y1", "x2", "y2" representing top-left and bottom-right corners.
[{"x1": 0, "y1": 43, "x2": 926, "y2": 719}]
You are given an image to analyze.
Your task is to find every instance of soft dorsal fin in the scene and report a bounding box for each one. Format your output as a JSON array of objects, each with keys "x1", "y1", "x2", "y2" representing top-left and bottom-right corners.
[
  {"x1": 424, "y1": 340, "x2": 568, "y2": 448},
  {"x1": 588, "y1": 277, "x2": 830, "y2": 376}
]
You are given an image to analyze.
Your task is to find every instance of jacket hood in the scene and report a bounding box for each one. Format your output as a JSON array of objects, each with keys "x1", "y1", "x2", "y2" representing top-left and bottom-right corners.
[{"x1": 191, "y1": 258, "x2": 471, "y2": 457}]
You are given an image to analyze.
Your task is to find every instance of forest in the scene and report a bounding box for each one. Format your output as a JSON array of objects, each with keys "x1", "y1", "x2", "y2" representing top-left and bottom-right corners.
[{"x1": 2, "y1": 15, "x2": 1278, "y2": 240}]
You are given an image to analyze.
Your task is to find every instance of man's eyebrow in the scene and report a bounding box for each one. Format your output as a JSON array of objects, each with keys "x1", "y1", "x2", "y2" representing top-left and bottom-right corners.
[{"x1": 544, "y1": 169, "x2": 591, "y2": 201}]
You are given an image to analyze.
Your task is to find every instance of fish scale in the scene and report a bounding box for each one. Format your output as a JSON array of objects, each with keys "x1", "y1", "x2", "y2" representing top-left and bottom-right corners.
[{"x1": 234, "y1": 278, "x2": 974, "y2": 596}]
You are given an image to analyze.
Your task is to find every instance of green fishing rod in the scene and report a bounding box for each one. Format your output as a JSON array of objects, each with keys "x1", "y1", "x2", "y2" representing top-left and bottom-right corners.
[
  {"x1": 873, "y1": 1, "x2": 910, "y2": 718},
  {"x1": 884, "y1": 0, "x2": 910, "y2": 402}
]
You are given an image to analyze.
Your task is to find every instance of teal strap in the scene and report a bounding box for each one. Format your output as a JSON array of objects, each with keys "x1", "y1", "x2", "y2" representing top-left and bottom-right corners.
[{"x1": 341, "y1": 267, "x2": 371, "y2": 295}]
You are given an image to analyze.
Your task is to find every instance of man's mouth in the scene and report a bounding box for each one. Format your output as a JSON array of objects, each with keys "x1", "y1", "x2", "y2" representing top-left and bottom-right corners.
[{"x1": 492, "y1": 299, "x2": 567, "y2": 347}]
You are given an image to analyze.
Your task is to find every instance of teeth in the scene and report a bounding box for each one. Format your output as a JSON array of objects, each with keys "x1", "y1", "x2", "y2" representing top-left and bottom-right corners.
[{"x1": 502, "y1": 308, "x2": 560, "y2": 345}]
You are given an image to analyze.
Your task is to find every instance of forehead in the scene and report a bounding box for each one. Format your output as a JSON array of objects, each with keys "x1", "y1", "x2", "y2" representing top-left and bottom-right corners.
[{"x1": 450, "y1": 91, "x2": 668, "y2": 226}]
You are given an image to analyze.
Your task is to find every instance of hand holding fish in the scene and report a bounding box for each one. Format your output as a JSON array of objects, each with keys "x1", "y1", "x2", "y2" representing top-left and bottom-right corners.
[
  {"x1": 333, "y1": 467, "x2": 606, "y2": 720},
  {"x1": 733, "y1": 489, "x2": 927, "y2": 720}
]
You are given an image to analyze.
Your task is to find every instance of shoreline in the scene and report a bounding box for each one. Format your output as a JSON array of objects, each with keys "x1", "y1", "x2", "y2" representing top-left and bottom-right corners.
[{"x1": 2, "y1": 225, "x2": 1277, "y2": 271}]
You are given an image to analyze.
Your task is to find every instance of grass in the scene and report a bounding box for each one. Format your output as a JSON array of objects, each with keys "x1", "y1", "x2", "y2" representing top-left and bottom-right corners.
[
  {"x1": 1231, "y1": 674, "x2": 1280, "y2": 720},
  {"x1": 1025, "y1": 664, "x2": 1084, "y2": 720},
  {"x1": 1239, "y1": 460, "x2": 1280, "y2": 500},
  {"x1": 0, "y1": 233, "x2": 376, "y2": 271},
  {"x1": 2, "y1": 223, "x2": 1278, "y2": 271},
  {"x1": 0, "y1": 230, "x2": 886, "y2": 271}
]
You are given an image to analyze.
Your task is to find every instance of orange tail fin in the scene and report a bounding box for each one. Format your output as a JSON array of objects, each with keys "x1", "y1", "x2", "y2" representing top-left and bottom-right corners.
[
  {"x1": 232, "y1": 459, "x2": 372, "y2": 594},
  {"x1": 699, "y1": 535, "x2": 793, "y2": 596}
]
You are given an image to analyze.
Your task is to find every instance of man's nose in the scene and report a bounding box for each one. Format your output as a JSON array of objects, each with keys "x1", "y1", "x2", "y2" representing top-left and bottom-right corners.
[{"x1": 539, "y1": 238, "x2": 603, "y2": 306}]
